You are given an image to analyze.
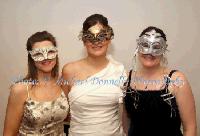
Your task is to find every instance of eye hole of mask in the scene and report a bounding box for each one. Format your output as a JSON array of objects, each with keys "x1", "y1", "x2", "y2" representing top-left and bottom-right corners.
[
  {"x1": 84, "y1": 34, "x2": 94, "y2": 39},
  {"x1": 97, "y1": 33, "x2": 108, "y2": 40},
  {"x1": 141, "y1": 43, "x2": 149, "y2": 48},
  {"x1": 48, "y1": 50, "x2": 57, "y2": 54},
  {"x1": 47, "y1": 50, "x2": 57, "y2": 56},
  {"x1": 47, "y1": 50, "x2": 57, "y2": 57},
  {"x1": 152, "y1": 43, "x2": 162, "y2": 49},
  {"x1": 32, "y1": 52, "x2": 43, "y2": 58}
]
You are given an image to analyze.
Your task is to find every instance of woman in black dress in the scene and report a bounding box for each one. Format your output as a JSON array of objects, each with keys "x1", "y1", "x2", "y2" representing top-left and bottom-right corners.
[{"x1": 123, "y1": 26, "x2": 197, "y2": 136}]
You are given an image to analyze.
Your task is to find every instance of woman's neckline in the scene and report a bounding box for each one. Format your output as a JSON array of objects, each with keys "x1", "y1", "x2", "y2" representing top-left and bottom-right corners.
[
  {"x1": 129, "y1": 87, "x2": 166, "y2": 92},
  {"x1": 71, "y1": 59, "x2": 111, "y2": 86},
  {"x1": 26, "y1": 91, "x2": 64, "y2": 103}
]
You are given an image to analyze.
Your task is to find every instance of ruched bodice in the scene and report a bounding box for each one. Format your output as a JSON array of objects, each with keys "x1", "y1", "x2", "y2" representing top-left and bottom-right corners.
[{"x1": 68, "y1": 55, "x2": 127, "y2": 136}]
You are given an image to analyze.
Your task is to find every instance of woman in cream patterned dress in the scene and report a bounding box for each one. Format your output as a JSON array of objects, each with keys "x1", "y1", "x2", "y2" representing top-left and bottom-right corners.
[{"x1": 4, "y1": 31, "x2": 69, "y2": 136}]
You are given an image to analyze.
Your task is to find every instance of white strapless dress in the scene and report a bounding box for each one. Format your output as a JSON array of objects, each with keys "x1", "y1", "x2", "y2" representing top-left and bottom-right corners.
[{"x1": 68, "y1": 55, "x2": 127, "y2": 136}]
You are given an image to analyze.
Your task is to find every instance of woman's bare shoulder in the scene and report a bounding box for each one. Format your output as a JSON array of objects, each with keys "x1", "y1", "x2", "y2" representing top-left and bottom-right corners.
[
  {"x1": 9, "y1": 83, "x2": 29, "y2": 102},
  {"x1": 62, "y1": 59, "x2": 85, "y2": 75}
]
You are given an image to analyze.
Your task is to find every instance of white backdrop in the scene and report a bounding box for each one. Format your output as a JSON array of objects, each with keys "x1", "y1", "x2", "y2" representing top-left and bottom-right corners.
[{"x1": 0, "y1": 0, "x2": 200, "y2": 134}]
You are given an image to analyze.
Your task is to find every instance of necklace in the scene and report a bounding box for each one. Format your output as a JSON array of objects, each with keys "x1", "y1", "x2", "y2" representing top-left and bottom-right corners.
[
  {"x1": 144, "y1": 84, "x2": 148, "y2": 90},
  {"x1": 132, "y1": 67, "x2": 167, "y2": 91}
]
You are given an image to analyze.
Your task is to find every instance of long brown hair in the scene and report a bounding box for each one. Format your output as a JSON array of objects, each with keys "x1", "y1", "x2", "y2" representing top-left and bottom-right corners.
[{"x1": 24, "y1": 31, "x2": 59, "y2": 82}]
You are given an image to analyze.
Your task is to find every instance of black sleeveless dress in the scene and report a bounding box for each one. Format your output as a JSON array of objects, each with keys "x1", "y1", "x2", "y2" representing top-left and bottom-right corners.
[{"x1": 124, "y1": 70, "x2": 183, "y2": 136}]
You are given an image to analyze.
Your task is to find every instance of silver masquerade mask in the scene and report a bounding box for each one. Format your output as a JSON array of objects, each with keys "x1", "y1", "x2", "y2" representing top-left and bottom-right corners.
[
  {"x1": 29, "y1": 46, "x2": 58, "y2": 62},
  {"x1": 136, "y1": 30, "x2": 167, "y2": 56}
]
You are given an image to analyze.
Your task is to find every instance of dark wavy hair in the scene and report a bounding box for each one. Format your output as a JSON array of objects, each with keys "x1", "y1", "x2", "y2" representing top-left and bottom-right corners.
[
  {"x1": 139, "y1": 26, "x2": 167, "y2": 41},
  {"x1": 83, "y1": 14, "x2": 113, "y2": 33}
]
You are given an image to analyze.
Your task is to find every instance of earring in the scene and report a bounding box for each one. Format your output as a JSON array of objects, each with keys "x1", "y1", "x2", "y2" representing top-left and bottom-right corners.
[
  {"x1": 161, "y1": 53, "x2": 168, "y2": 67},
  {"x1": 132, "y1": 47, "x2": 138, "y2": 72}
]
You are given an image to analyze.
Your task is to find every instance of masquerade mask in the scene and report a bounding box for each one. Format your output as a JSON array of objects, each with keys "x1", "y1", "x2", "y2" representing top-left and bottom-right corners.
[
  {"x1": 136, "y1": 30, "x2": 167, "y2": 56},
  {"x1": 79, "y1": 24, "x2": 114, "y2": 44},
  {"x1": 29, "y1": 46, "x2": 58, "y2": 62}
]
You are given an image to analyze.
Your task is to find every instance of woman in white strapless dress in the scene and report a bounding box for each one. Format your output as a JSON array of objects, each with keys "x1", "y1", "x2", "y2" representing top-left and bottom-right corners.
[{"x1": 62, "y1": 14, "x2": 127, "y2": 136}]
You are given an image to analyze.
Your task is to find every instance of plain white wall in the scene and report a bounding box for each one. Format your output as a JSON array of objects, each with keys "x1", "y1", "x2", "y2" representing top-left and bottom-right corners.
[{"x1": 0, "y1": 0, "x2": 200, "y2": 134}]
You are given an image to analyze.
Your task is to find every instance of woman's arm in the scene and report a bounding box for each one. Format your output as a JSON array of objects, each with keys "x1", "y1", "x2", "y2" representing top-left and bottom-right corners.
[
  {"x1": 3, "y1": 84, "x2": 27, "y2": 136},
  {"x1": 61, "y1": 63, "x2": 75, "y2": 95},
  {"x1": 171, "y1": 72, "x2": 197, "y2": 136}
]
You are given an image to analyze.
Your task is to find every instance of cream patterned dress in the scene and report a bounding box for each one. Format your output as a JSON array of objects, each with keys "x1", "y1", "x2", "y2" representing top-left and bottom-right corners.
[{"x1": 18, "y1": 86, "x2": 69, "y2": 136}]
